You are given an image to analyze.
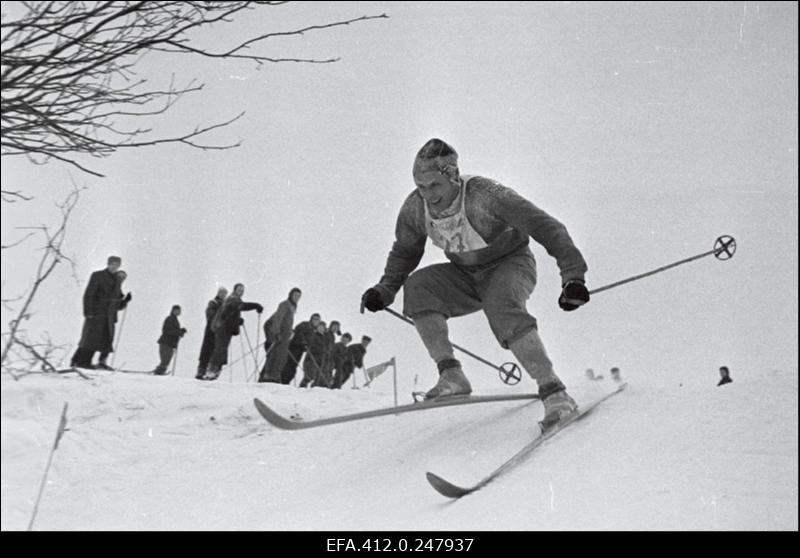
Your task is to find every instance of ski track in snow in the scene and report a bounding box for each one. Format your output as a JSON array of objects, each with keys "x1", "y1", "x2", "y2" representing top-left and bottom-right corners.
[{"x1": 1, "y1": 368, "x2": 797, "y2": 530}]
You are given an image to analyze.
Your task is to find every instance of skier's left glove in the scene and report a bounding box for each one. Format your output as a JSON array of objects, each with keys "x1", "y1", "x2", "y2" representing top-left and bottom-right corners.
[
  {"x1": 558, "y1": 280, "x2": 590, "y2": 311},
  {"x1": 255, "y1": 304, "x2": 264, "y2": 314},
  {"x1": 123, "y1": 292, "x2": 132, "y2": 303}
]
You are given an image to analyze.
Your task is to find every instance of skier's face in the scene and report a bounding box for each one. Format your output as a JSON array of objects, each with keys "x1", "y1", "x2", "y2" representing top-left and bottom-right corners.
[{"x1": 413, "y1": 169, "x2": 460, "y2": 211}]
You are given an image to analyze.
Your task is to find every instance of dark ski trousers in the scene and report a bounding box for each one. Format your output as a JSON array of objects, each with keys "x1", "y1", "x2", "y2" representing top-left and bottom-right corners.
[{"x1": 153, "y1": 343, "x2": 175, "y2": 375}]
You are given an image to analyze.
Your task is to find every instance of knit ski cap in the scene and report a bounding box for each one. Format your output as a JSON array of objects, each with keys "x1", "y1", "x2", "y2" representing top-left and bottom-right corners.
[
  {"x1": 107, "y1": 255, "x2": 121, "y2": 264},
  {"x1": 413, "y1": 138, "x2": 458, "y2": 176}
]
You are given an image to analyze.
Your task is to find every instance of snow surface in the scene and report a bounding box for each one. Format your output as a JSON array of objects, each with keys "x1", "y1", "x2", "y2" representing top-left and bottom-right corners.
[{"x1": 1, "y1": 367, "x2": 797, "y2": 531}]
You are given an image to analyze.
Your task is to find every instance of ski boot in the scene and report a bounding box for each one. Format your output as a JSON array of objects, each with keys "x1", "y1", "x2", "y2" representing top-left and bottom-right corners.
[
  {"x1": 203, "y1": 368, "x2": 221, "y2": 381},
  {"x1": 95, "y1": 362, "x2": 114, "y2": 371},
  {"x1": 425, "y1": 359, "x2": 472, "y2": 400},
  {"x1": 539, "y1": 381, "x2": 577, "y2": 430}
]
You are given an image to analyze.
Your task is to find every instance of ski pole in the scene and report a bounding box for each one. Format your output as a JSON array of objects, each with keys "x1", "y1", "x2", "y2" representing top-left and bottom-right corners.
[
  {"x1": 242, "y1": 323, "x2": 260, "y2": 382},
  {"x1": 110, "y1": 307, "x2": 128, "y2": 367},
  {"x1": 255, "y1": 312, "x2": 262, "y2": 379},
  {"x1": 382, "y1": 307, "x2": 522, "y2": 385},
  {"x1": 589, "y1": 235, "x2": 736, "y2": 295},
  {"x1": 170, "y1": 346, "x2": 179, "y2": 376}
]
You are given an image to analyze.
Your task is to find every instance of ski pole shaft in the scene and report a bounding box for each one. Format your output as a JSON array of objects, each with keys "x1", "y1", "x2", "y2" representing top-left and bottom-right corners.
[
  {"x1": 382, "y1": 307, "x2": 504, "y2": 372},
  {"x1": 242, "y1": 323, "x2": 260, "y2": 381},
  {"x1": 110, "y1": 307, "x2": 127, "y2": 367},
  {"x1": 170, "y1": 346, "x2": 178, "y2": 376},
  {"x1": 588, "y1": 235, "x2": 737, "y2": 295}
]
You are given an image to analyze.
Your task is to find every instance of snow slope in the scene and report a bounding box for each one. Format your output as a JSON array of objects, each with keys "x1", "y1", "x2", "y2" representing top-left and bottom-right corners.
[{"x1": 1, "y1": 366, "x2": 796, "y2": 531}]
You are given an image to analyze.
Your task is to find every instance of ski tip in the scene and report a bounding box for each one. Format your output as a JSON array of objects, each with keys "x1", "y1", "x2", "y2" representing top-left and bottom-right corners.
[
  {"x1": 425, "y1": 471, "x2": 471, "y2": 499},
  {"x1": 253, "y1": 398, "x2": 303, "y2": 430}
]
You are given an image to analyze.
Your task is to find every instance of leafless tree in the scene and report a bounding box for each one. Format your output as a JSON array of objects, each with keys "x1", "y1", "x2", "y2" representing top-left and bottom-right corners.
[
  {"x1": 1, "y1": 1, "x2": 388, "y2": 180},
  {"x1": 1, "y1": 185, "x2": 82, "y2": 373}
]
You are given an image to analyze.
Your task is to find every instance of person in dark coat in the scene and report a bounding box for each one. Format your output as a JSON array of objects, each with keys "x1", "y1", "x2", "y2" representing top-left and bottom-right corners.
[
  {"x1": 280, "y1": 313, "x2": 320, "y2": 384},
  {"x1": 72, "y1": 269, "x2": 131, "y2": 369},
  {"x1": 300, "y1": 322, "x2": 328, "y2": 388},
  {"x1": 259, "y1": 288, "x2": 301, "y2": 383},
  {"x1": 331, "y1": 333, "x2": 353, "y2": 389},
  {"x1": 319, "y1": 320, "x2": 341, "y2": 388},
  {"x1": 204, "y1": 283, "x2": 263, "y2": 381},
  {"x1": 73, "y1": 255, "x2": 123, "y2": 368},
  {"x1": 717, "y1": 366, "x2": 733, "y2": 386},
  {"x1": 196, "y1": 286, "x2": 228, "y2": 379},
  {"x1": 340, "y1": 335, "x2": 371, "y2": 387},
  {"x1": 151, "y1": 305, "x2": 186, "y2": 375}
]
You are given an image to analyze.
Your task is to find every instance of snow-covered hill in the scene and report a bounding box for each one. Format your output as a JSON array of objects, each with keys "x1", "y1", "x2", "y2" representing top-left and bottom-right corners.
[{"x1": 1, "y1": 366, "x2": 796, "y2": 531}]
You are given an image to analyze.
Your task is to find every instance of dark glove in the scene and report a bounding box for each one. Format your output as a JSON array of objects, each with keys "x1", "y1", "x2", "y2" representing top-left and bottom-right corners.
[
  {"x1": 123, "y1": 292, "x2": 132, "y2": 303},
  {"x1": 180, "y1": 327, "x2": 187, "y2": 335},
  {"x1": 239, "y1": 317, "x2": 245, "y2": 325},
  {"x1": 558, "y1": 280, "x2": 590, "y2": 311},
  {"x1": 255, "y1": 304, "x2": 264, "y2": 314},
  {"x1": 360, "y1": 288, "x2": 386, "y2": 313}
]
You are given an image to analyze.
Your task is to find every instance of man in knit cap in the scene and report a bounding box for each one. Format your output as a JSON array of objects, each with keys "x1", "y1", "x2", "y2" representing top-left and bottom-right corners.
[{"x1": 361, "y1": 138, "x2": 590, "y2": 429}]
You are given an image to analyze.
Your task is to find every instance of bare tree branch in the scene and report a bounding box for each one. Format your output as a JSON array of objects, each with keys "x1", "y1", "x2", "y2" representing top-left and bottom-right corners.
[
  {"x1": 1, "y1": 2, "x2": 388, "y2": 181},
  {"x1": 1, "y1": 184, "x2": 82, "y2": 367}
]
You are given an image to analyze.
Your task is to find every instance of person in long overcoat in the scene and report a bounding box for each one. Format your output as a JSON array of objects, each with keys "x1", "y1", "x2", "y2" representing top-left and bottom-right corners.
[{"x1": 73, "y1": 255, "x2": 123, "y2": 368}]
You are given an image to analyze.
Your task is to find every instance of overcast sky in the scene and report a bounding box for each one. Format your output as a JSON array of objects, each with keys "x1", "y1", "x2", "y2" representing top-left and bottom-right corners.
[{"x1": 2, "y1": 1, "x2": 797, "y2": 394}]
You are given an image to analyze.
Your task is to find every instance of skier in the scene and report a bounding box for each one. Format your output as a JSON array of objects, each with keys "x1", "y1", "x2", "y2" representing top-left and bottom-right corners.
[
  {"x1": 717, "y1": 366, "x2": 732, "y2": 386},
  {"x1": 259, "y1": 288, "x2": 301, "y2": 383},
  {"x1": 152, "y1": 305, "x2": 187, "y2": 375},
  {"x1": 73, "y1": 255, "x2": 124, "y2": 369},
  {"x1": 360, "y1": 138, "x2": 589, "y2": 427},
  {"x1": 196, "y1": 286, "x2": 228, "y2": 380},
  {"x1": 280, "y1": 313, "x2": 320, "y2": 384},
  {"x1": 204, "y1": 283, "x2": 263, "y2": 381}
]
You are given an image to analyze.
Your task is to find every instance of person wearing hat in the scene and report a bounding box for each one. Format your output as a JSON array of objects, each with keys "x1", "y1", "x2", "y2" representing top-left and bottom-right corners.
[
  {"x1": 361, "y1": 138, "x2": 589, "y2": 428},
  {"x1": 343, "y1": 335, "x2": 371, "y2": 387},
  {"x1": 73, "y1": 255, "x2": 124, "y2": 369}
]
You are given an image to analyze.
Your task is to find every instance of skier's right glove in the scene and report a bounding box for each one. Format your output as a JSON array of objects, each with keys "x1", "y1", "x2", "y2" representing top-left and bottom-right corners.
[
  {"x1": 360, "y1": 288, "x2": 386, "y2": 313},
  {"x1": 558, "y1": 280, "x2": 590, "y2": 311}
]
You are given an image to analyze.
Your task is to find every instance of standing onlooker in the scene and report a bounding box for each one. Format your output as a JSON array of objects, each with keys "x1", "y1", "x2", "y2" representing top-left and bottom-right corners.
[
  {"x1": 196, "y1": 286, "x2": 228, "y2": 380},
  {"x1": 331, "y1": 333, "x2": 353, "y2": 389},
  {"x1": 342, "y1": 335, "x2": 371, "y2": 387},
  {"x1": 300, "y1": 321, "x2": 328, "y2": 387},
  {"x1": 74, "y1": 269, "x2": 131, "y2": 370},
  {"x1": 319, "y1": 320, "x2": 341, "y2": 387},
  {"x1": 73, "y1": 255, "x2": 122, "y2": 369},
  {"x1": 204, "y1": 283, "x2": 263, "y2": 381},
  {"x1": 281, "y1": 313, "x2": 320, "y2": 385},
  {"x1": 610, "y1": 366, "x2": 622, "y2": 383},
  {"x1": 259, "y1": 288, "x2": 301, "y2": 383},
  {"x1": 152, "y1": 305, "x2": 187, "y2": 375},
  {"x1": 717, "y1": 366, "x2": 733, "y2": 386}
]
